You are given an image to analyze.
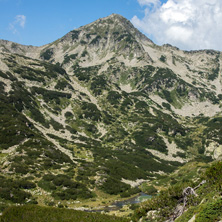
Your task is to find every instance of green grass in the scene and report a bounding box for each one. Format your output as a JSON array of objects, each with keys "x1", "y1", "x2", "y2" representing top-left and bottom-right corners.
[
  {"x1": 0, "y1": 205, "x2": 129, "y2": 222},
  {"x1": 133, "y1": 161, "x2": 222, "y2": 222}
]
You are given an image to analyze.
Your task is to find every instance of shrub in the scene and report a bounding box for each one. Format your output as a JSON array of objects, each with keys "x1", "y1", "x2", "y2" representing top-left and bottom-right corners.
[
  {"x1": 159, "y1": 55, "x2": 166, "y2": 63},
  {"x1": 55, "y1": 79, "x2": 73, "y2": 90},
  {"x1": 196, "y1": 198, "x2": 222, "y2": 222},
  {"x1": 100, "y1": 177, "x2": 130, "y2": 195},
  {"x1": 205, "y1": 161, "x2": 222, "y2": 190},
  {"x1": 40, "y1": 48, "x2": 54, "y2": 60},
  {"x1": 142, "y1": 185, "x2": 158, "y2": 195}
]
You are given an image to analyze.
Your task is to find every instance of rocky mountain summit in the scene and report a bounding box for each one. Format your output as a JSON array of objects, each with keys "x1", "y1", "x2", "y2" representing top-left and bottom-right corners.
[{"x1": 0, "y1": 14, "x2": 222, "y2": 218}]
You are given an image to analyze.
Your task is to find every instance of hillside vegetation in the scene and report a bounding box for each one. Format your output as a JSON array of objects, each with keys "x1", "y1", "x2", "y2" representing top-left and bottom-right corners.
[
  {"x1": 0, "y1": 205, "x2": 129, "y2": 222},
  {"x1": 0, "y1": 13, "x2": 222, "y2": 220},
  {"x1": 133, "y1": 161, "x2": 222, "y2": 221}
]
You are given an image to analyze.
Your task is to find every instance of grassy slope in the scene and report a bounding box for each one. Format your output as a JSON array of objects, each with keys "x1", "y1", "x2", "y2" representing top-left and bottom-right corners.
[
  {"x1": 0, "y1": 205, "x2": 129, "y2": 222},
  {"x1": 132, "y1": 161, "x2": 222, "y2": 222}
]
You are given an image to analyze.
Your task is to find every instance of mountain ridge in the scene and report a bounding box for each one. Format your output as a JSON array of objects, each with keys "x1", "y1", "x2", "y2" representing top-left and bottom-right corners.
[{"x1": 0, "y1": 13, "x2": 222, "y2": 219}]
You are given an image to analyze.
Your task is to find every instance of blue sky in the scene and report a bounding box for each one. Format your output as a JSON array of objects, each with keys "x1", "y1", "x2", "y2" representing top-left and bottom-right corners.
[
  {"x1": 0, "y1": 0, "x2": 222, "y2": 50},
  {"x1": 0, "y1": 0, "x2": 147, "y2": 46}
]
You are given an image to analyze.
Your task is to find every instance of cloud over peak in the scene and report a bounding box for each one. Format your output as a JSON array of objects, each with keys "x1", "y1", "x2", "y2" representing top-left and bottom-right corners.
[
  {"x1": 9, "y1": 14, "x2": 26, "y2": 34},
  {"x1": 132, "y1": 0, "x2": 222, "y2": 50},
  {"x1": 15, "y1": 15, "x2": 26, "y2": 28}
]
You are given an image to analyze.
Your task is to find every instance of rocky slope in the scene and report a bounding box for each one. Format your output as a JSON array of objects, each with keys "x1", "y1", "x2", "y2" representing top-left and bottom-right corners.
[{"x1": 0, "y1": 14, "x2": 222, "y2": 213}]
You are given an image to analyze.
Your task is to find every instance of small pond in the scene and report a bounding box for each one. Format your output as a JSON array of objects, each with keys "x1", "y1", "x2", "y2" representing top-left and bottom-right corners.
[
  {"x1": 88, "y1": 192, "x2": 152, "y2": 212},
  {"x1": 114, "y1": 192, "x2": 152, "y2": 208}
]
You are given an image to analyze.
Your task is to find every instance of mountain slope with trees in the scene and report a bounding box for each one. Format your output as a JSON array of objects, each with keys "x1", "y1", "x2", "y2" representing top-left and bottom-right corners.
[{"x1": 0, "y1": 14, "x2": 221, "y2": 219}]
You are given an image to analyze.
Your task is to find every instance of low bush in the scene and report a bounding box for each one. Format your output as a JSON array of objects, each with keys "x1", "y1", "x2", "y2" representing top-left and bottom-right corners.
[
  {"x1": 195, "y1": 198, "x2": 222, "y2": 222},
  {"x1": 0, "y1": 205, "x2": 129, "y2": 222}
]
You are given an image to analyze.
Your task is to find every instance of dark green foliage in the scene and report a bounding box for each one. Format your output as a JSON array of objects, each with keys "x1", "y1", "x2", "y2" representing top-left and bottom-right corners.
[
  {"x1": 116, "y1": 149, "x2": 177, "y2": 173},
  {"x1": 176, "y1": 85, "x2": 188, "y2": 97},
  {"x1": 203, "y1": 117, "x2": 222, "y2": 144},
  {"x1": 107, "y1": 91, "x2": 122, "y2": 105},
  {"x1": 65, "y1": 111, "x2": 73, "y2": 118},
  {"x1": 205, "y1": 161, "x2": 222, "y2": 190},
  {"x1": 133, "y1": 129, "x2": 167, "y2": 153},
  {"x1": 162, "y1": 89, "x2": 173, "y2": 103},
  {"x1": 100, "y1": 177, "x2": 130, "y2": 195},
  {"x1": 102, "y1": 110, "x2": 114, "y2": 124},
  {"x1": 9, "y1": 81, "x2": 37, "y2": 112},
  {"x1": 73, "y1": 65, "x2": 90, "y2": 81},
  {"x1": 55, "y1": 79, "x2": 74, "y2": 90},
  {"x1": 16, "y1": 180, "x2": 36, "y2": 189},
  {"x1": 70, "y1": 30, "x2": 80, "y2": 40},
  {"x1": 73, "y1": 64, "x2": 101, "y2": 82},
  {"x1": 204, "y1": 92, "x2": 219, "y2": 104},
  {"x1": 11, "y1": 42, "x2": 18, "y2": 49},
  {"x1": 0, "y1": 176, "x2": 35, "y2": 204},
  {"x1": 90, "y1": 75, "x2": 108, "y2": 95},
  {"x1": 43, "y1": 62, "x2": 67, "y2": 76},
  {"x1": 90, "y1": 35, "x2": 101, "y2": 45},
  {"x1": 80, "y1": 102, "x2": 101, "y2": 121},
  {"x1": 116, "y1": 33, "x2": 135, "y2": 44},
  {"x1": 31, "y1": 87, "x2": 71, "y2": 104},
  {"x1": 0, "y1": 98, "x2": 35, "y2": 149},
  {"x1": 80, "y1": 40, "x2": 87, "y2": 45},
  {"x1": 15, "y1": 67, "x2": 45, "y2": 82},
  {"x1": 121, "y1": 97, "x2": 133, "y2": 111},
  {"x1": 120, "y1": 187, "x2": 141, "y2": 198},
  {"x1": 49, "y1": 118, "x2": 64, "y2": 131},
  {"x1": 135, "y1": 101, "x2": 147, "y2": 110},
  {"x1": 0, "y1": 82, "x2": 6, "y2": 94},
  {"x1": 142, "y1": 67, "x2": 181, "y2": 93},
  {"x1": 0, "y1": 71, "x2": 16, "y2": 81},
  {"x1": 30, "y1": 106, "x2": 49, "y2": 128},
  {"x1": 208, "y1": 66, "x2": 219, "y2": 81},
  {"x1": 142, "y1": 185, "x2": 157, "y2": 195},
  {"x1": 104, "y1": 158, "x2": 146, "y2": 180},
  {"x1": 159, "y1": 55, "x2": 166, "y2": 63},
  {"x1": 66, "y1": 125, "x2": 77, "y2": 134},
  {"x1": 40, "y1": 48, "x2": 54, "y2": 60},
  {"x1": 38, "y1": 179, "x2": 56, "y2": 192},
  {"x1": 44, "y1": 147, "x2": 72, "y2": 164},
  {"x1": 85, "y1": 123, "x2": 97, "y2": 133},
  {"x1": 195, "y1": 198, "x2": 222, "y2": 222},
  {"x1": 218, "y1": 94, "x2": 222, "y2": 100},
  {"x1": 198, "y1": 146, "x2": 205, "y2": 154},
  {"x1": 162, "y1": 102, "x2": 171, "y2": 110},
  {"x1": 0, "y1": 205, "x2": 129, "y2": 222},
  {"x1": 81, "y1": 50, "x2": 88, "y2": 57},
  {"x1": 63, "y1": 54, "x2": 78, "y2": 65},
  {"x1": 10, "y1": 163, "x2": 29, "y2": 174},
  {"x1": 12, "y1": 59, "x2": 66, "y2": 83},
  {"x1": 0, "y1": 70, "x2": 9, "y2": 79},
  {"x1": 38, "y1": 174, "x2": 94, "y2": 200}
]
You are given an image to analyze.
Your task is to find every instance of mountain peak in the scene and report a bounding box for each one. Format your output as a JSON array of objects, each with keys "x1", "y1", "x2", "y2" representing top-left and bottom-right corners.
[
  {"x1": 104, "y1": 13, "x2": 126, "y2": 19},
  {"x1": 102, "y1": 13, "x2": 129, "y2": 23},
  {"x1": 78, "y1": 13, "x2": 135, "y2": 33},
  {"x1": 38, "y1": 13, "x2": 154, "y2": 66}
]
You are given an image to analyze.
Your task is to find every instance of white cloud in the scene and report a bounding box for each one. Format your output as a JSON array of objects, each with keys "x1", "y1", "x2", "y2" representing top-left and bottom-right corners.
[
  {"x1": 132, "y1": 0, "x2": 222, "y2": 50},
  {"x1": 9, "y1": 14, "x2": 26, "y2": 34},
  {"x1": 15, "y1": 15, "x2": 26, "y2": 28},
  {"x1": 138, "y1": 0, "x2": 160, "y2": 6}
]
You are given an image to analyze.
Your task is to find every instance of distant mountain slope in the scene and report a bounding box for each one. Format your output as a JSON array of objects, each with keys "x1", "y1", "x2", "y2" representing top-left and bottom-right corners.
[{"x1": 0, "y1": 14, "x2": 221, "y2": 212}]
